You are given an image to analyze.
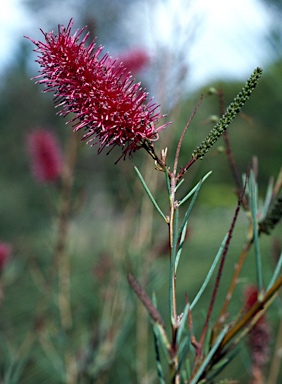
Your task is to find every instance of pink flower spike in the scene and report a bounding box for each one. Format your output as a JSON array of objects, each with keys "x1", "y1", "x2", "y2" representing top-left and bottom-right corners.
[
  {"x1": 27, "y1": 129, "x2": 63, "y2": 183},
  {"x1": 0, "y1": 243, "x2": 12, "y2": 273},
  {"x1": 26, "y1": 19, "x2": 168, "y2": 160},
  {"x1": 115, "y1": 48, "x2": 150, "y2": 75},
  {"x1": 244, "y1": 285, "x2": 271, "y2": 383}
]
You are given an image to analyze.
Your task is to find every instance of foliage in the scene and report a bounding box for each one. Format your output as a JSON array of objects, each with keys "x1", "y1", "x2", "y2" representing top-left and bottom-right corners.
[{"x1": 0, "y1": 17, "x2": 282, "y2": 384}]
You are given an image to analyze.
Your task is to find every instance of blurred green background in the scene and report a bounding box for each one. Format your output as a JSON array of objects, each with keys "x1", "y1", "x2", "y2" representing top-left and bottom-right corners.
[{"x1": 0, "y1": 1, "x2": 281, "y2": 383}]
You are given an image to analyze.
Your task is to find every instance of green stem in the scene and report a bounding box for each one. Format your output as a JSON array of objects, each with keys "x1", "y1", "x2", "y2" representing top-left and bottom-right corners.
[{"x1": 169, "y1": 173, "x2": 180, "y2": 383}]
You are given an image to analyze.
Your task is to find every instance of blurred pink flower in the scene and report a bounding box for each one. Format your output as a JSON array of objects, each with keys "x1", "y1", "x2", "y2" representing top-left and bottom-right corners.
[
  {"x1": 115, "y1": 48, "x2": 150, "y2": 75},
  {"x1": 0, "y1": 242, "x2": 12, "y2": 273},
  {"x1": 244, "y1": 285, "x2": 271, "y2": 384},
  {"x1": 244, "y1": 286, "x2": 266, "y2": 325},
  {"x1": 27, "y1": 19, "x2": 167, "y2": 160},
  {"x1": 27, "y1": 129, "x2": 63, "y2": 183}
]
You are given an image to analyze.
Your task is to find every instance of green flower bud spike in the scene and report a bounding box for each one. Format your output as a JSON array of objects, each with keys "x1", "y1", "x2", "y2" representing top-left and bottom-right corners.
[
  {"x1": 192, "y1": 67, "x2": 263, "y2": 160},
  {"x1": 259, "y1": 197, "x2": 282, "y2": 235}
]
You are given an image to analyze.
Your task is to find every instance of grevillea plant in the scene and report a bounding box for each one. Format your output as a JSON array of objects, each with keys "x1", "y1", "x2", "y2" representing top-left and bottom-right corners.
[
  {"x1": 26, "y1": 20, "x2": 282, "y2": 383},
  {"x1": 26, "y1": 128, "x2": 63, "y2": 183}
]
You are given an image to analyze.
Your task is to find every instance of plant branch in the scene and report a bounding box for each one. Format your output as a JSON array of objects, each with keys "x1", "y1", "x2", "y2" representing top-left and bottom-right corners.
[
  {"x1": 56, "y1": 132, "x2": 79, "y2": 331},
  {"x1": 266, "y1": 308, "x2": 282, "y2": 384},
  {"x1": 219, "y1": 276, "x2": 282, "y2": 349},
  {"x1": 173, "y1": 95, "x2": 203, "y2": 176},
  {"x1": 199, "y1": 177, "x2": 247, "y2": 348},
  {"x1": 128, "y1": 273, "x2": 165, "y2": 327}
]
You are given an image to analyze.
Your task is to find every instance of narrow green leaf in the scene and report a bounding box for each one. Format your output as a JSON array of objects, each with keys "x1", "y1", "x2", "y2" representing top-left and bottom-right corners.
[
  {"x1": 175, "y1": 178, "x2": 185, "y2": 192},
  {"x1": 172, "y1": 208, "x2": 179, "y2": 271},
  {"x1": 4, "y1": 359, "x2": 27, "y2": 384},
  {"x1": 174, "y1": 336, "x2": 191, "y2": 380},
  {"x1": 178, "y1": 336, "x2": 191, "y2": 365},
  {"x1": 261, "y1": 177, "x2": 274, "y2": 220},
  {"x1": 190, "y1": 233, "x2": 228, "y2": 310},
  {"x1": 170, "y1": 208, "x2": 179, "y2": 321},
  {"x1": 178, "y1": 171, "x2": 212, "y2": 207},
  {"x1": 176, "y1": 303, "x2": 190, "y2": 344},
  {"x1": 175, "y1": 178, "x2": 205, "y2": 271},
  {"x1": 189, "y1": 326, "x2": 229, "y2": 384},
  {"x1": 205, "y1": 346, "x2": 240, "y2": 383},
  {"x1": 134, "y1": 165, "x2": 168, "y2": 222},
  {"x1": 178, "y1": 179, "x2": 203, "y2": 238},
  {"x1": 175, "y1": 220, "x2": 188, "y2": 272},
  {"x1": 152, "y1": 293, "x2": 171, "y2": 362},
  {"x1": 153, "y1": 323, "x2": 171, "y2": 364},
  {"x1": 249, "y1": 171, "x2": 263, "y2": 293},
  {"x1": 153, "y1": 325, "x2": 166, "y2": 384},
  {"x1": 152, "y1": 291, "x2": 158, "y2": 307},
  {"x1": 203, "y1": 327, "x2": 213, "y2": 356},
  {"x1": 165, "y1": 167, "x2": 171, "y2": 195},
  {"x1": 183, "y1": 359, "x2": 191, "y2": 382},
  {"x1": 172, "y1": 208, "x2": 179, "y2": 265},
  {"x1": 267, "y1": 252, "x2": 282, "y2": 292}
]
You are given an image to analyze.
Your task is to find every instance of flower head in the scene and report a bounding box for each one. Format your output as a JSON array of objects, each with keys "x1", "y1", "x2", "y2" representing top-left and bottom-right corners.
[
  {"x1": 244, "y1": 285, "x2": 271, "y2": 383},
  {"x1": 27, "y1": 19, "x2": 167, "y2": 160},
  {"x1": 27, "y1": 129, "x2": 63, "y2": 183},
  {"x1": 115, "y1": 48, "x2": 150, "y2": 75},
  {"x1": 0, "y1": 242, "x2": 12, "y2": 273}
]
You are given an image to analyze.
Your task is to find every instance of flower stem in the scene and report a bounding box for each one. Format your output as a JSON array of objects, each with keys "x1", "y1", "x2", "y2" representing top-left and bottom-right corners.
[
  {"x1": 53, "y1": 132, "x2": 79, "y2": 383},
  {"x1": 220, "y1": 276, "x2": 282, "y2": 349},
  {"x1": 169, "y1": 174, "x2": 177, "y2": 322},
  {"x1": 266, "y1": 310, "x2": 282, "y2": 384},
  {"x1": 56, "y1": 132, "x2": 78, "y2": 331},
  {"x1": 168, "y1": 172, "x2": 181, "y2": 384}
]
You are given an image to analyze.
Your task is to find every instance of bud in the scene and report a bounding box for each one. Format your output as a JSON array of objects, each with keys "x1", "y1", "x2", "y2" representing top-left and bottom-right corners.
[
  {"x1": 27, "y1": 129, "x2": 63, "y2": 183},
  {"x1": 0, "y1": 242, "x2": 12, "y2": 273}
]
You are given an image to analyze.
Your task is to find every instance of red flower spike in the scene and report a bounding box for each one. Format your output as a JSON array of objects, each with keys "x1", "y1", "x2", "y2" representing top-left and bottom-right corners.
[
  {"x1": 244, "y1": 285, "x2": 271, "y2": 383},
  {"x1": 26, "y1": 19, "x2": 168, "y2": 160},
  {"x1": 27, "y1": 129, "x2": 63, "y2": 183},
  {"x1": 115, "y1": 48, "x2": 150, "y2": 75},
  {"x1": 0, "y1": 243, "x2": 12, "y2": 273}
]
